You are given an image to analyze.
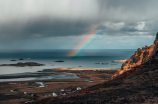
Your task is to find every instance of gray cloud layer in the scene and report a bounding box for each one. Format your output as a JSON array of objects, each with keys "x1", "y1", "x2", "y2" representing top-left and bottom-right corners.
[{"x1": 0, "y1": 0, "x2": 158, "y2": 42}]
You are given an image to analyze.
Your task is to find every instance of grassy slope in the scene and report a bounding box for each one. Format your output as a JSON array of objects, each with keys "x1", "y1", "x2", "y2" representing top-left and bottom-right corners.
[{"x1": 32, "y1": 58, "x2": 158, "y2": 104}]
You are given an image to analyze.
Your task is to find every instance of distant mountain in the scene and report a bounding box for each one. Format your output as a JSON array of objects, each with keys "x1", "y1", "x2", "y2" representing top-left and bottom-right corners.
[{"x1": 32, "y1": 33, "x2": 158, "y2": 104}]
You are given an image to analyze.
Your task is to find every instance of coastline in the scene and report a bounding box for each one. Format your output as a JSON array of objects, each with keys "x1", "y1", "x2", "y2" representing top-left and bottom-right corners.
[
  {"x1": 0, "y1": 68, "x2": 117, "y2": 104},
  {"x1": 43, "y1": 67, "x2": 118, "y2": 71}
]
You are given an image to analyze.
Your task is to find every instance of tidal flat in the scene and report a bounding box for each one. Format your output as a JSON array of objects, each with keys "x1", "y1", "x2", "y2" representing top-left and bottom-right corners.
[{"x1": 0, "y1": 68, "x2": 117, "y2": 104}]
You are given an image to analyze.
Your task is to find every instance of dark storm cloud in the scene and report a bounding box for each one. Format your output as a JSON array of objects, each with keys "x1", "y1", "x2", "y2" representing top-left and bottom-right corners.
[
  {"x1": 0, "y1": 0, "x2": 101, "y2": 42},
  {"x1": 0, "y1": 0, "x2": 158, "y2": 42},
  {"x1": 0, "y1": 18, "x2": 98, "y2": 42},
  {"x1": 23, "y1": 19, "x2": 94, "y2": 37}
]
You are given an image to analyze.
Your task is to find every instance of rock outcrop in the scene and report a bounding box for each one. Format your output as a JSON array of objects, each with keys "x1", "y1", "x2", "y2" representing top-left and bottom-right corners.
[
  {"x1": 32, "y1": 58, "x2": 158, "y2": 104},
  {"x1": 112, "y1": 32, "x2": 158, "y2": 78},
  {"x1": 0, "y1": 62, "x2": 44, "y2": 67},
  {"x1": 31, "y1": 32, "x2": 158, "y2": 104}
]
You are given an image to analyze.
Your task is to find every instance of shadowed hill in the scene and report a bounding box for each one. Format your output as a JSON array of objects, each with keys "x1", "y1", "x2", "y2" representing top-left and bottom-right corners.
[
  {"x1": 113, "y1": 32, "x2": 158, "y2": 78},
  {"x1": 31, "y1": 58, "x2": 158, "y2": 104},
  {"x1": 31, "y1": 33, "x2": 158, "y2": 104}
]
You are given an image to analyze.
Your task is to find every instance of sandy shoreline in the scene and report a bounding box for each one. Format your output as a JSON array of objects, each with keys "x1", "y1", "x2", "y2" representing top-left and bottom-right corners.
[
  {"x1": 43, "y1": 67, "x2": 118, "y2": 71},
  {"x1": 0, "y1": 68, "x2": 117, "y2": 104}
]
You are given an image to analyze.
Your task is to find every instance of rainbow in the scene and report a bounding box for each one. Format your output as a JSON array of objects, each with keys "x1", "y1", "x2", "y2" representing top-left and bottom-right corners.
[{"x1": 68, "y1": 27, "x2": 105, "y2": 57}]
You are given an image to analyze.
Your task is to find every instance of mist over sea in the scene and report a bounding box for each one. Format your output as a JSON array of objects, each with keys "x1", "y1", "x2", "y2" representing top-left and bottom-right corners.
[{"x1": 0, "y1": 49, "x2": 136, "y2": 75}]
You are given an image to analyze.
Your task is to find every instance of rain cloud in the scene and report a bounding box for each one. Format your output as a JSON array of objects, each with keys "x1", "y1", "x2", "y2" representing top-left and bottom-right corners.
[{"x1": 0, "y1": 0, "x2": 158, "y2": 42}]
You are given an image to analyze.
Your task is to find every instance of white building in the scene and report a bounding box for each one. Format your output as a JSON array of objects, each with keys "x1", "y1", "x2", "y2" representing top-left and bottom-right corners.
[
  {"x1": 60, "y1": 89, "x2": 64, "y2": 91},
  {"x1": 76, "y1": 87, "x2": 82, "y2": 90},
  {"x1": 52, "y1": 92, "x2": 57, "y2": 97},
  {"x1": 61, "y1": 93, "x2": 66, "y2": 96}
]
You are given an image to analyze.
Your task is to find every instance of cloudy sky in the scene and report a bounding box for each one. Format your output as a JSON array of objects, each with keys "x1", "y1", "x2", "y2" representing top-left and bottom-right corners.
[{"x1": 0, "y1": 0, "x2": 158, "y2": 49}]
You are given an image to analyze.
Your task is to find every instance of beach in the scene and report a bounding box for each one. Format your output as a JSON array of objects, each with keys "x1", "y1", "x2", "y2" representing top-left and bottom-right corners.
[{"x1": 0, "y1": 68, "x2": 117, "y2": 104}]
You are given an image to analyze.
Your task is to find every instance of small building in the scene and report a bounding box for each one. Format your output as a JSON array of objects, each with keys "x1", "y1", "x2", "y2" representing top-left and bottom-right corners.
[
  {"x1": 64, "y1": 89, "x2": 71, "y2": 92},
  {"x1": 76, "y1": 87, "x2": 82, "y2": 90},
  {"x1": 52, "y1": 92, "x2": 57, "y2": 97},
  {"x1": 10, "y1": 89, "x2": 17, "y2": 92},
  {"x1": 60, "y1": 89, "x2": 64, "y2": 92}
]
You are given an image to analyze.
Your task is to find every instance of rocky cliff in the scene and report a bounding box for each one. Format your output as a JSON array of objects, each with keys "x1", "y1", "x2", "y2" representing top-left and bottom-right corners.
[
  {"x1": 31, "y1": 32, "x2": 158, "y2": 104},
  {"x1": 32, "y1": 56, "x2": 158, "y2": 104},
  {"x1": 112, "y1": 32, "x2": 158, "y2": 78}
]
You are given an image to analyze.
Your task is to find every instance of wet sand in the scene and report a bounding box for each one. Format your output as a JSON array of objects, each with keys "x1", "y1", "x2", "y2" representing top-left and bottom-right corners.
[{"x1": 0, "y1": 68, "x2": 117, "y2": 104}]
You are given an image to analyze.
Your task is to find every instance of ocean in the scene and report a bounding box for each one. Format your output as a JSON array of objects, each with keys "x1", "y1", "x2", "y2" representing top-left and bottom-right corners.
[{"x1": 0, "y1": 49, "x2": 136, "y2": 75}]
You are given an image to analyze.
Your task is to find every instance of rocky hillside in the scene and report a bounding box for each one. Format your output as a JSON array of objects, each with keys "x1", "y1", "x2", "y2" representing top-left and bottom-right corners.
[
  {"x1": 31, "y1": 32, "x2": 158, "y2": 104},
  {"x1": 112, "y1": 32, "x2": 158, "y2": 78},
  {"x1": 32, "y1": 58, "x2": 158, "y2": 104}
]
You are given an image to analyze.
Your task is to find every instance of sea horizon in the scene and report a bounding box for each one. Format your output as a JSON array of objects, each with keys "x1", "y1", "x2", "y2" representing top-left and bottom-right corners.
[{"x1": 0, "y1": 49, "x2": 136, "y2": 75}]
